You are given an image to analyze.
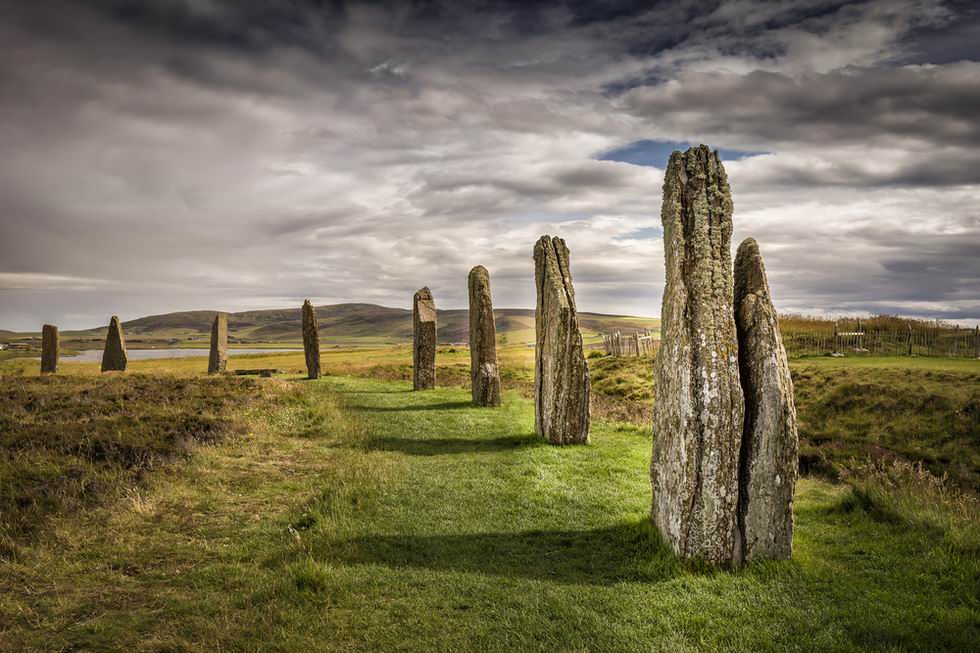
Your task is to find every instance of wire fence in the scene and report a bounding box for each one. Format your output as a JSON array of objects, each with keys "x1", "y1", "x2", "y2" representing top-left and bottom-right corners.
[
  {"x1": 783, "y1": 325, "x2": 980, "y2": 358},
  {"x1": 601, "y1": 324, "x2": 979, "y2": 359}
]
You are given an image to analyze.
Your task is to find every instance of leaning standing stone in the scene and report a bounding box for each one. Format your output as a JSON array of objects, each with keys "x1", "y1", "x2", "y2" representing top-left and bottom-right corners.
[
  {"x1": 413, "y1": 287, "x2": 437, "y2": 390},
  {"x1": 734, "y1": 238, "x2": 799, "y2": 562},
  {"x1": 533, "y1": 235, "x2": 590, "y2": 444},
  {"x1": 651, "y1": 145, "x2": 744, "y2": 565},
  {"x1": 302, "y1": 300, "x2": 321, "y2": 380},
  {"x1": 208, "y1": 313, "x2": 228, "y2": 374},
  {"x1": 41, "y1": 324, "x2": 59, "y2": 374},
  {"x1": 101, "y1": 315, "x2": 128, "y2": 372},
  {"x1": 468, "y1": 266, "x2": 501, "y2": 406}
]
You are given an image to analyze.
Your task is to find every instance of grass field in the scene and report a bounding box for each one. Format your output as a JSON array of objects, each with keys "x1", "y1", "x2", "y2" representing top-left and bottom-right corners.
[{"x1": 1, "y1": 352, "x2": 978, "y2": 651}]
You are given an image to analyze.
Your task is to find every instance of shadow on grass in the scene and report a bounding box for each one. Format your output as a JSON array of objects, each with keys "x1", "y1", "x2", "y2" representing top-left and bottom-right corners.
[
  {"x1": 334, "y1": 519, "x2": 680, "y2": 586},
  {"x1": 357, "y1": 400, "x2": 475, "y2": 412},
  {"x1": 364, "y1": 434, "x2": 539, "y2": 456}
]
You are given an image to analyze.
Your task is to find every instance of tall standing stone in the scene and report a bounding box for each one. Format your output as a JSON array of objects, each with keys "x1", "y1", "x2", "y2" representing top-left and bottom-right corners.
[
  {"x1": 413, "y1": 287, "x2": 437, "y2": 390},
  {"x1": 208, "y1": 313, "x2": 228, "y2": 374},
  {"x1": 302, "y1": 300, "x2": 321, "y2": 380},
  {"x1": 468, "y1": 266, "x2": 501, "y2": 407},
  {"x1": 41, "y1": 324, "x2": 59, "y2": 374},
  {"x1": 101, "y1": 316, "x2": 128, "y2": 372},
  {"x1": 734, "y1": 238, "x2": 799, "y2": 562},
  {"x1": 533, "y1": 235, "x2": 590, "y2": 444},
  {"x1": 651, "y1": 145, "x2": 744, "y2": 565}
]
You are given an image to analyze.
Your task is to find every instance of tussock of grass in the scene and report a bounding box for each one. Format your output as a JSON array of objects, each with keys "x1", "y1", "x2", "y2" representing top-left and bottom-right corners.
[
  {"x1": 0, "y1": 374, "x2": 264, "y2": 553},
  {"x1": 843, "y1": 458, "x2": 980, "y2": 552}
]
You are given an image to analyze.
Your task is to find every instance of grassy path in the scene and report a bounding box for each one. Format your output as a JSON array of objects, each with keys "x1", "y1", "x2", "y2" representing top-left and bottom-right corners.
[{"x1": 2, "y1": 375, "x2": 977, "y2": 651}]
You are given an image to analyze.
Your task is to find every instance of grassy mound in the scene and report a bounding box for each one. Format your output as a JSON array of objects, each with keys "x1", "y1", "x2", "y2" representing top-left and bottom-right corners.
[{"x1": 0, "y1": 374, "x2": 263, "y2": 554}]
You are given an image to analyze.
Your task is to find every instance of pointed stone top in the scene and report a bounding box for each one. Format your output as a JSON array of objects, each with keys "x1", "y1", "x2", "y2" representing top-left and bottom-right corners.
[
  {"x1": 534, "y1": 235, "x2": 574, "y2": 310},
  {"x1": 414, "y1": 287, "x2": 436, "y2": 321},
  {"x1": 469, "y1": 265, "x2": 489, "y2": 282},
  {"x1": 735, "y1": 237, "x2": 770, "y2": 302}
]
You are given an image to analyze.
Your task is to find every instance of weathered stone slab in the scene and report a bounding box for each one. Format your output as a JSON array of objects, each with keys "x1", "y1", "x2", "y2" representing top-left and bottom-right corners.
[
  {"x1": 468, "y1": 265, "x2": 501, "y2": 407},
  {"x1": 101, "y1": 315, "x2": 128, "y2": 372},
  {"x1": 413, "y1": 287, "x2": 436, "y2": 390},
  {"x1": 208, "y1": 313, "x2": 228, "y2": 374},
  {"x1": 41, "y1": 324, "x2": 59, "y2": 374},
  {"x1": 302, "y1": 300, "x2": 321, "y2": 380},
  {"x1": 533, "y1": 235, "x2": 590, "y2": 444},
  {"x1": 651, "y1": 145, "x2": 744, "y2": 565},
  {"x1": 734, "y1": 238, "x2": 799, "y2": 562}
]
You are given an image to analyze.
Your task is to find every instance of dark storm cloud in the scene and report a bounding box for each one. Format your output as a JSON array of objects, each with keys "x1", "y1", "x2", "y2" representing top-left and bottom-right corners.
[
  {"x1": 622, "y1": 64, "x2": 980, "y2": 149},
  {"x1": 0, "y1": 0, "x2": 978, "y2": 330}
]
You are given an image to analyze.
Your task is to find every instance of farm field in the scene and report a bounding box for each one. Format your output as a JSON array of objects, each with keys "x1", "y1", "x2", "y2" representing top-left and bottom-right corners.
[{"x1": 1, "y1": 351, "x2": 978, "y2": 651}]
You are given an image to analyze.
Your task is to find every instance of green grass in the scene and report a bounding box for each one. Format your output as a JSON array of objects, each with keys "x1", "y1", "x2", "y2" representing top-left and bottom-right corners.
[{"x1": 1, "y1": 371, "x2": 977, "y2": 651}]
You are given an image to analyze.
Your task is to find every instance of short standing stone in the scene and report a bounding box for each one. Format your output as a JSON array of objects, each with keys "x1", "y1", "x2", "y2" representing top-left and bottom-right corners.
[
  {"x1": 468, "y1": 266, "x2": 501, "y2": 407},
  {"x1": 101, "y1": 315, "x2": 128, "y2": 372},
  {"x1": 208, "y1": 313, "x2": 228, "y2": 374},
  {"x1": 41, "y1": 324, "x2": 59, "y2": 374},
  {"x1": 533, "y1": 235, "x2": 590, "y2": 444},
  {"x1": 734, "y1": 238, "x2": 799, "y2": 562},
  {"x1": 302, "y1": 300, "x2": 321, "y2": 380},
  {"x1": 413, "y1": 287, "x2": 437, "y2": 390},
  {"x1": 651, "y1": 145, "x2": 744, "y2": 565}
]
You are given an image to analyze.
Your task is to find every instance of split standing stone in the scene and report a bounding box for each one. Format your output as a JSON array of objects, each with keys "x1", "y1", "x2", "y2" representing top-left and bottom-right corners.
[
  {"x1": 413, "y1": 287, "x2": 437, "y2": 390},
  {"x1": 302, "y1": 300, "x2": 321, "y2": 380},
  {"x1": 41, "y1": 324, "x2": 59, "y2": 374},
  {"x1": 101, "y1": 315, "x2": 128, "y2": 372},
  {"x1": 734, "y1": 238, "x2": 799, "y2": 562},
  {"x1": 651, "y1": 145, "x2": 744, "y2": 565},
  {"x1": 468, "y1": 266, "x2": 501, "y2": 407},
  {"x1": 533, "y1": 235, "x2": 590, "y2": 444},
  {"x1": 208, "y1": 313, "x2": 228, "y2": 374}
]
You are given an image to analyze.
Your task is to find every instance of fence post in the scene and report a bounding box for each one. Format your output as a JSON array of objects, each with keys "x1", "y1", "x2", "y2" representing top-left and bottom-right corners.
[
  {"x1": 833, "y1": 320, "x2": 839, "y2": 355},
  {"x1": 975, "y1": 325, "x2": 979, "y2": 359},
  {"x1": 907, "y1": 324, "x2": 913, "y2": 356}
]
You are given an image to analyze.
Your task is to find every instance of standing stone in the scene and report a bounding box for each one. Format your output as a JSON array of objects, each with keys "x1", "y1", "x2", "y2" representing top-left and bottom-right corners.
[
  {"x1": 651, "y1": 145, "x2": 744, "y2": 565},
  {"x1": 101, "y1": 316, "x2": 128, "y2": 372},
  {"x1": 533, "y1": 235, "x2": 590, "y2": 444},
  {"x1": 734, "y1": 238, "x2": 799, "y2": 562},
  {"x1": 302, "y1": 300, "x2": 321, "y2": 380},
  {"x1": 468, "y1": 266, "x2": 501, "y2": 407},
  {"x1": 413, "y1": 287, "x2": 437, "y2": 390},
  {"x1": 208, "y1": 313, "x2": 228, "y2": 374},
  {"x1": 41, "y1": 324, "x2": 59, "y2": 374}
]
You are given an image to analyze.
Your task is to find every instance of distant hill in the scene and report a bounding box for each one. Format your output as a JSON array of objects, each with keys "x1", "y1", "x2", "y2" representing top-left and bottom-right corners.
[{"x1": 20, "y1": 303, "x2": 659, "y2": 345}]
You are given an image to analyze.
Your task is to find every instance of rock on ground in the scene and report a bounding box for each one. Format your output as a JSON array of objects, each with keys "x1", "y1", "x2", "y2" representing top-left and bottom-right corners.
[
  {"x1": 413, "y1": 287, "x2": 437, "y2": 390},
  {"x1": 651, "y1": 145, "x2": 744, "y2": 565},
  {"x1": 208, "y1": 313, "x2": 228, "y2": 374},
  {"x1": 302, "y1": 300, "x2": 321, "y2": 380},
  {"x1": 41, "y1": 324, "x2": 59, "y2": 374},
  {"x1": 734, "y1": 238, "x2": 799, "y2": 562},
  {"x1": 468, "y1": 266, "x2": 501, "y2": 407},
  {"x1": 101, "y1": 316, "x2": 128, "y2": 373},
  {"x1": 533, "y1": 235, "x2": 590, "y2": 444}
]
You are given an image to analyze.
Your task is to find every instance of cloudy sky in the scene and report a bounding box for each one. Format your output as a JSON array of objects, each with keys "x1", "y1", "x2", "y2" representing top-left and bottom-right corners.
[{"x1": 1, "y1": 0, "x2": 979, "y2": 331}]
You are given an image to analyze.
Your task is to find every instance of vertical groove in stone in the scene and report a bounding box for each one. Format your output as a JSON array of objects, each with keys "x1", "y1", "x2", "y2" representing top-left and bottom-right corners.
[
  {"x1": 101, "y1": 316, "x2": 128, "y2": 373},
  {"x1": 468, "y1": 266, "x2": 501, "y2": 407},
  {"x1": 41, "y1": 324, "x2": 59, "y2": 374},
  {"x1": 302, "y1": 300, "x2": 321, "y2": 380},
  {"x1": 208, "y1": 313, "x2": 228, "y2": 374},
  {"x1": 533, "y1": 235, "x2": 590, "y2": 445},
  {"x1": 413, "y1": 287, "x2": 437, "y2": 390},
  {"x1": 651, "y1": 145, "x2": 743, "y2": 565},
  {"x1": 734, "y1": 238, "x2": 799, "y2": 562}
]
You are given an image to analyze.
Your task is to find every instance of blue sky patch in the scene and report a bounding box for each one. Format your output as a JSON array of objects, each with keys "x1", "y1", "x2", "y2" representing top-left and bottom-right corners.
[
  {"x1": 619, "y1": 226, "x2": 663, "y2": 240},
  {"x1": 599, "y1": 140, "x2": 765, "y2": 168}
]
